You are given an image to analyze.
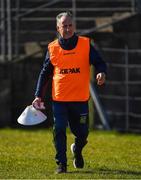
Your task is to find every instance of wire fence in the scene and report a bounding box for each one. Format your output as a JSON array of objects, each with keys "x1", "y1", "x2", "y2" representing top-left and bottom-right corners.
[{"x1": 94, "y1": 47, "x2": 141, "y2": 132}]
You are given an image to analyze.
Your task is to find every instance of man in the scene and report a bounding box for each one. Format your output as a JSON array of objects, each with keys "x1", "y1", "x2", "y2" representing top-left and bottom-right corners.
[{"x1": 32, "y1": 11, "x2": 106, "y2": 174}]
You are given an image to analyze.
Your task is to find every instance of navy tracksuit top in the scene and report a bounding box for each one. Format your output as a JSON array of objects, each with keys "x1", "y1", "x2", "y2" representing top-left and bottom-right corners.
[{"x1": 35, "y1": 33, "x2": 107, "y2": 99}]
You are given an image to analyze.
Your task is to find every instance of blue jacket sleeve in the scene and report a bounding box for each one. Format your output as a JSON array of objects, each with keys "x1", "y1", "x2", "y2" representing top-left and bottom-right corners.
[
  {"x1": 90, "y1": 44, "x2": 107, "y2": 74},
  {"x1": 35, "y1": 50, "x2": 54, "y2": 98}
]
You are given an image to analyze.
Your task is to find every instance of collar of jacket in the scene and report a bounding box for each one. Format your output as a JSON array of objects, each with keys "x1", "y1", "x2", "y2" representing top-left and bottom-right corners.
[{"x1": 57, "y1": 33, "x2": 78, "y2": 50}]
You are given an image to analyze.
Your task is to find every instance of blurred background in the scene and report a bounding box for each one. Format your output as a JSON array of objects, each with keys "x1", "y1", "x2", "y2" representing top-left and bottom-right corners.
[{"x1": 0, "y1": 0, "x2": 141, "y2": 133}]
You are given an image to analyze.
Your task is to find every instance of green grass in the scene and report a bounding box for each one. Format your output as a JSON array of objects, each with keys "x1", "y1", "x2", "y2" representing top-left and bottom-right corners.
[{"x1": 0, "y1": 128, "x2": 141, "y2": 179}]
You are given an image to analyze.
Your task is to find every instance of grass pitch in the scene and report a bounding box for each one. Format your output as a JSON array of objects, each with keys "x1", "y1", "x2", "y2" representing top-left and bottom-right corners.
[{"x1": 0, "y1": 128, "x2": 141, "y2": 179}]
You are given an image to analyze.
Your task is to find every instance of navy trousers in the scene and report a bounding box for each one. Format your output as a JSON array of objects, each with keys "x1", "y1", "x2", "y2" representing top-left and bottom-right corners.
[{"x1": 52, "y1": 101, "x2": 89, "y2": 165}]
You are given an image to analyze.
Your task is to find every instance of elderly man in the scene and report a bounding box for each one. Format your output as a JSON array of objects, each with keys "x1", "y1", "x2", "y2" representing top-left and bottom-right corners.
[{"x1": 32, "y1": 11, "x2": 106, "y2": 174}]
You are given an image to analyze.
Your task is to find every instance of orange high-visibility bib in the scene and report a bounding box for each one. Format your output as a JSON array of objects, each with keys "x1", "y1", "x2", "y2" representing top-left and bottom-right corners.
[{"x1": 48, "y1": 36, "x2": 90, "y2": 101}]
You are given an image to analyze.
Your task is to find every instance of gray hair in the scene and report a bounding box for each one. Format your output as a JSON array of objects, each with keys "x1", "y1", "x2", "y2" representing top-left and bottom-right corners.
[{"x1": 56, "y1": 11, "x2": 73, "y2": 26}]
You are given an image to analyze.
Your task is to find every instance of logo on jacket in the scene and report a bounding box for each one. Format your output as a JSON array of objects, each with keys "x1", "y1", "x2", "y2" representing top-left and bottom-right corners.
[{"x1": 60, "y1": 68, "x2": 80, "y2": 74}]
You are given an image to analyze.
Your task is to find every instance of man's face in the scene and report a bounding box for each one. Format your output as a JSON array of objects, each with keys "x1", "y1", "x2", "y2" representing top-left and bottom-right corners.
[{"x1": 57, "y1": 16, "x2": 75, "y2": 39}]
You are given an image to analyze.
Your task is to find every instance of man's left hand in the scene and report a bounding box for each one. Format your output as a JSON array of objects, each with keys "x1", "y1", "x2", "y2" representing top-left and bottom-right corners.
[{"x1": 96, "y1": 72, "x2": 106, "y2": 85}]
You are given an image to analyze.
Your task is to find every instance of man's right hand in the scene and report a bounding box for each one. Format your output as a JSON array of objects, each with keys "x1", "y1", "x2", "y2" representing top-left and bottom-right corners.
[{"x1": 32, "y1": 97, "x2": 45, "y2": 110}]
